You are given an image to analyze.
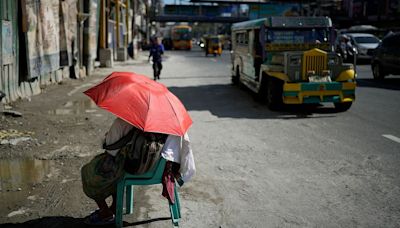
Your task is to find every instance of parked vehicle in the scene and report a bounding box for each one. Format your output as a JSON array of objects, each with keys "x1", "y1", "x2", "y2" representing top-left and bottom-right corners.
[
  {"x1": 345, "y1": 33, "x2": 380, "y2": 61},
  {"x1": 371, "y1": 32, "x2": 400, "y2": 80},
  {"x1": 231, "y1": 17, "x2": 356, "y2": 112}
]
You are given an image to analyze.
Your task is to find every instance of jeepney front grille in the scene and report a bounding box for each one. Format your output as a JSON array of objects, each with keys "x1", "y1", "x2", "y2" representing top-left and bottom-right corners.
[{"x1": 302, "y1": 48, "x2": 327, "y2": 80}]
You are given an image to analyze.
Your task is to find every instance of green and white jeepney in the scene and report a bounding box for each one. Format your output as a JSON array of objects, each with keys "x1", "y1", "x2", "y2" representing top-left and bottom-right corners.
[{"x1": 231, "y1": 17, "x2": 356, "y2": 111}]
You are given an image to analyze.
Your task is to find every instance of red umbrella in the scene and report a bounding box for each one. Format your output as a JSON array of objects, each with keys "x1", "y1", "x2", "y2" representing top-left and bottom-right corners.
[{"x1": 83, "y1": 72, "x2": 192, "y2": 136}]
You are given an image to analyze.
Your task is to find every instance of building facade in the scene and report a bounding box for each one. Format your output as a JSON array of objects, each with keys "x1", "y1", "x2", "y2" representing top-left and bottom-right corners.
[{"x1": 0, "y1": 0, "x2": 150, "y2": 104}]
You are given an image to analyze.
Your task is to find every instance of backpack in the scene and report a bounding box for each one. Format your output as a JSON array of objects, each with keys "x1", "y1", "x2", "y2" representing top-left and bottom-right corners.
[
  {"x1": 150, "y1": 44, "x2": 164, "y2": 62},
  {"x1": 103, "y1": 128, "x2": 167, "y2": 174}
]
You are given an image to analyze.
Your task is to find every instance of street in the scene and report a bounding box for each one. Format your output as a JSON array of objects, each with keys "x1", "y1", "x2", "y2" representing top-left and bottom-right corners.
[{"x1": 1, "y1": 46, "x2": 400, "y2": 228}]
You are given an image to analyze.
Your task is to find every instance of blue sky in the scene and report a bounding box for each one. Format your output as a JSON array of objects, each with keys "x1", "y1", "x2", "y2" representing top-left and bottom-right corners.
[
  {"x1": 164, "y1": 0, "x2": 183, "y2": 4},
  {"x1": 163, "y1": 0, "x2": 203, "y2": 4}
]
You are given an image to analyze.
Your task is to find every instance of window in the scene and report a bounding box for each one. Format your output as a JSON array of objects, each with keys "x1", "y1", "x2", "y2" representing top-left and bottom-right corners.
[
  {"x1": 235, "y1": 32, "x2": 248, "y2": 46},
  {"x1": 353, "y1": 36, "x2": 380, "y2": 44},
  {"x1": 266, "y1": 28, "x2": 330, "y2": 44},
  {"x1": 244, "y1": 32, "x2": 249, "y2": 45}
]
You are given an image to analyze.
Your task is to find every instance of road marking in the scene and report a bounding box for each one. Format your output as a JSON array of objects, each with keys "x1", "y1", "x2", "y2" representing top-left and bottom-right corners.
[
  {"x1": 210, "y1": 58, "x2": 217, "y2": 62},
  {"x1": 382, "y1": 134, "x2": 400, "y2": 144}
]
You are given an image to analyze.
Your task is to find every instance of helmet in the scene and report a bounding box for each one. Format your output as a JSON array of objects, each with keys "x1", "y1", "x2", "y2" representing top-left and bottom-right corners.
[{"x1": 150, "y1": 36, "x2": 158, "y2": 43}]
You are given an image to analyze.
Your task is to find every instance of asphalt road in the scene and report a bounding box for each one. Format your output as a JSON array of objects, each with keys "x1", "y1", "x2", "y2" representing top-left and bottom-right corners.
[
  {"x1": 1, "y1": 47, "x2": 399, "y2": 228},
  {"x1": 126, "y1": 47, "x2": 400, "y2": 227}
]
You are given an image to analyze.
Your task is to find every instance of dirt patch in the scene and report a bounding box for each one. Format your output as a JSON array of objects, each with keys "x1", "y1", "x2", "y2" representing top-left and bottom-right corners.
[{"x1": 0, "y1": 72, "x2": 115, "y2": 224}]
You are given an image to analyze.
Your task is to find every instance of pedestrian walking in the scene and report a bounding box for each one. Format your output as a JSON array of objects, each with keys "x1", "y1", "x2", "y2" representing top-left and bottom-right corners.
[{"x1": 148, "y1": 36, "x2": 165, "y2": 80}]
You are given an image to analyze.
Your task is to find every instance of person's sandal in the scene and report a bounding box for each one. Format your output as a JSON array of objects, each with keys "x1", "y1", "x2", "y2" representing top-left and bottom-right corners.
[{"x1": 84, "y1": 209, "x2": 115, "y2": 226}]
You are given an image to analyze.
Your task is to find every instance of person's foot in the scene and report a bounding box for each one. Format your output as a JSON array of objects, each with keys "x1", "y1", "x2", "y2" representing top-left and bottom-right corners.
[
  {"x1": 84, "y1": 209, "x2": 115, "y2": 225},
  {"x1": 99, "y1": 208, "x2": 114, "y2": 219}
]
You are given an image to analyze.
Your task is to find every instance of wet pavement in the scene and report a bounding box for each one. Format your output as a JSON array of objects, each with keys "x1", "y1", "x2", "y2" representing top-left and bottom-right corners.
[
  {"x1": 0, "y1": 52, "x2": 179, "y2": 227},
  {"x1": 0, "y1": 159, "x2": 56, "y2": 215},
  {"x1": 47, "y1": 100, "x2": 98, "y2": 116},
  {"x1": 0, "y1": 159, "x2": 55, "y2": 191}
]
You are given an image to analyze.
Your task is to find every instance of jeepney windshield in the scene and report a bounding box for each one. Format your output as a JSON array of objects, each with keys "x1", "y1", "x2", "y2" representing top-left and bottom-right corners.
[
  {"x1": 266, "y1": 28, "x2": 330, "y2": 44},
  {"x1": 210, "y1": 38, "x2": 219, "y2": 43}
]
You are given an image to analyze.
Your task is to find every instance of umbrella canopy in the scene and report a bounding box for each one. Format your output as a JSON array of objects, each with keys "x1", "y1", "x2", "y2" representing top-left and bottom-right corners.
[{"x1": 84, "y1": 72, "x2": 192, "y2": 136}]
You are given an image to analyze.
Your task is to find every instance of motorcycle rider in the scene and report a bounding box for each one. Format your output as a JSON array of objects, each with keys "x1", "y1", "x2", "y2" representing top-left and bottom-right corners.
[{"x1": 339, "y1": 35, "x2": 356, "y2": 63}]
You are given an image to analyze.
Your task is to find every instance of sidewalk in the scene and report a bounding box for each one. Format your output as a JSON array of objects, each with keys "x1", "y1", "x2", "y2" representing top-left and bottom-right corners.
[
  {"x1": 0, "y1": 50, "x2": 176, "y2": 227},
  {"x1": 92, "y1": 50, "x2": 150, "y2": 77}
]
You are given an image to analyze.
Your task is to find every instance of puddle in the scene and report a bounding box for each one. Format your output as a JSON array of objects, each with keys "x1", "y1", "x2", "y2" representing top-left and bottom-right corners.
[
  {"x1": 48, "y1": 100, "x2": 98, "y2": 115},
  {"x1": 0, "y1": 159, "x2": 57, "y2": 215},
  {"x1": 0, "y1": 159, "x2": 55, "y2": 192}
]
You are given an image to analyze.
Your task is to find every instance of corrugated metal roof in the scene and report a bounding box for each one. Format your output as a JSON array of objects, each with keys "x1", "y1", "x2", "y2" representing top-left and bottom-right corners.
[
  {"x1": 266, "y1": 17, "x2": 332, "y2": 28},
  {"x1": 232, "y1": 16, "x2": 332, "y2": 30},
  {"x1": 231, "y1": 18, "x2": 266, "y2": 30}
]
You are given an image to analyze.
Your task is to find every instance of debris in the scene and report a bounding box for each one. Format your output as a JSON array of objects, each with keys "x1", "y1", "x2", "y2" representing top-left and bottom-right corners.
[
  {"x1": 7, "y1": 208, "x2": 27, "y2": 217},
  {"x1": 3, "y1": 110, "x2": 22, "y2": 117},
  {"x1": 0, "y1": 129, "x2": 34, "y2": 140},
  {"x1": 27, "y1": 195, "x2": 37, "y2": 201},
  {"x1": 0, "y1": 137, "x2": 32, "y2": 145},
  {"x1": 0, "y1": 129, "x2": 34, "y2": 145}
]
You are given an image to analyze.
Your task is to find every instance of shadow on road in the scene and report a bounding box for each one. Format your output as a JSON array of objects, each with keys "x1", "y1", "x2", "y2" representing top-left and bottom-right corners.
[
  {"x1": 356, "y1": 78, "x2": 400, "y2": 90},
  {"x1": 0, "y1": 216, "x2": 85, "y2": 228},
  {"x1": 0, "y1": 216, "x2": 172, "y2": 228},
  {"x1": 168, "y1": 84, "x2": 340, "y2": 119},
  {"x1": 355, "y1": 59, "x2": 372, "y2": 65},
  {"x1": 165, "y1": 75, "x2": 228, "y2": 80}
]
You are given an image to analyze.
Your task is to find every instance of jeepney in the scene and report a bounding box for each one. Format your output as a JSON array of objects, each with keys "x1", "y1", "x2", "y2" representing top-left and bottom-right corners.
[
  {"x1": 231, "y1": 17, "x2": 356, "y2": 111},
  {"x1": 204, "y1": 35, "x2": 222, "y2": 56}
]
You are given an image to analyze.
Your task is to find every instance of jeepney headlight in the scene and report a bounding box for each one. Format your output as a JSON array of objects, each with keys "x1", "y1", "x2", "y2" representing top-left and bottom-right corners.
[
  {"x1": 290, "y1": 56, "x2": 301, "y2": 66},
  {"x1": 307, "y1": 70, "x2": 316, "y2": 77},
  {"x1": 322, "y1": 70, "x2": 331, "y2": 77}
]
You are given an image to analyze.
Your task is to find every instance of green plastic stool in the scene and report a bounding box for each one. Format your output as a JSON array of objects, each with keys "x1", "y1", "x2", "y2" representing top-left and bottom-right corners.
[{"x1": 115, "y1": 158, "x2": 181, "y2": 228}]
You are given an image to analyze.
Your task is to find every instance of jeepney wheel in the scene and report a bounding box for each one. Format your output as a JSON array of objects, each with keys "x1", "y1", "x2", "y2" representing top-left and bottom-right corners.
[
  {"x1": 266, "y1": 77, "x2": 283, "y2": 111},
  {"x1": 236, "y1": 67, "x2": 247, "y2": 89},
  {"x1": 372, "y1": 63, "x2": 385, "y2": 80},
  {"x1": 334, "y1": 102, "x2": 352, "y2": 112},
  {"x1": 254, "y1": 76, "x2": 267, "y2": 102}
]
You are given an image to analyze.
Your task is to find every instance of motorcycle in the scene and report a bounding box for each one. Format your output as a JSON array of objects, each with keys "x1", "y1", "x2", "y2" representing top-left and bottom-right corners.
[
  {"x1": 345, "y1": 46, "x2": 357, "y2": 63},
  {"x1": 337, "y1": 35, "x2": 358, "y2": 64}
]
